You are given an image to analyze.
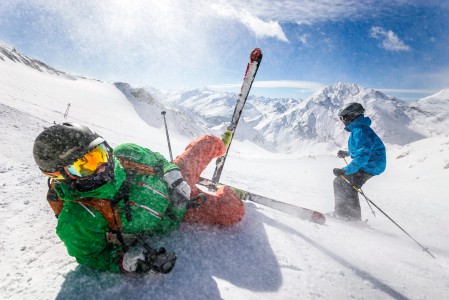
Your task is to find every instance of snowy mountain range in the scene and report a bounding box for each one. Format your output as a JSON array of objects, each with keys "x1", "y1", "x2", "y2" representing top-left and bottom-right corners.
[
  {"x1": 1, "y1": 42, "x2": 448, "y2": 154},
  {"x1": 137, "y1": 82, "x2": 448, "y2": 154}
]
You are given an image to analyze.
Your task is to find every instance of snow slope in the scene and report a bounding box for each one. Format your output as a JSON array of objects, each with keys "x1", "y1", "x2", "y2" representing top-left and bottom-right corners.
[
  {"x1": 409, "y1": 89, "x2": 449, "y2": 137},
  {"x1": 1, "y1": 45, "x2": 449, "y2": 300}
]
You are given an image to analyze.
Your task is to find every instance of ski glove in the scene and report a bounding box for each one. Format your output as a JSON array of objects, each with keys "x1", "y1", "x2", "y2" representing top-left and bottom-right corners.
[
  {"x1": 121, "y1": 245, "x2": 177, "y2": 274},
  {"x1": 163, "y1": 170, "x2": 191, "y2": 208},
  {"x1": 337, "y1": 150, "x2": 349, "y2": 158},
  {"x1": 333, "y1": 168, "x2": 346, "y2": 177}
]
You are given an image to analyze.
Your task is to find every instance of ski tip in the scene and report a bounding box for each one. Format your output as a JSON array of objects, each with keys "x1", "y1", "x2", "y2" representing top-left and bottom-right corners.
[
  {"x1": 250, "y1": 48, "x2": 263, "y2": 62},
  {"x1": 311, "y1": 212, "x2": 326, "y2": 225}
]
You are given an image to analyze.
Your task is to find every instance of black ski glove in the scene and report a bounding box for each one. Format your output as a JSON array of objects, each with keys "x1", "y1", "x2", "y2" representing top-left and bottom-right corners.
[
  {"x1": 337, "y1": 150, "x2": 349, "y2": 158},
  {"x1": 121, "y1": 245, "x2": 177, "y2": 274},
  {"x1": 333, "y1": 168, "x2": 346, "y2": 177}
]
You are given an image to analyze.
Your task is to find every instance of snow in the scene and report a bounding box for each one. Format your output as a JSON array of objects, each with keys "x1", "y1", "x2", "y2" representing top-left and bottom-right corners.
[
  {"x1": 1, "y1": 45, "x2": 449, "y2": 300},
  {"x1": 409, "y1": 89, "x2": 449, "y2": 137}
]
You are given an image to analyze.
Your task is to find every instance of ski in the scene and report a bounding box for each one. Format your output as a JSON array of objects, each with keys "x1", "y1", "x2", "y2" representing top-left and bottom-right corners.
[
  {"x1": 324, "y1": 212, "x2": 372, "y2": 228},
  {"x1": 211, "y1": 48, "x2": 263, "y2": 183},
  {"x1": 197, "y1": 176, "x2": 326, "y2": 225}
]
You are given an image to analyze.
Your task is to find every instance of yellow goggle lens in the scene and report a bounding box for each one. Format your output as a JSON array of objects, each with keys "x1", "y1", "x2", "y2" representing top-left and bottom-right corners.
[{"x1": 66, "y1": 144, "x2": 109, "y2": 178}]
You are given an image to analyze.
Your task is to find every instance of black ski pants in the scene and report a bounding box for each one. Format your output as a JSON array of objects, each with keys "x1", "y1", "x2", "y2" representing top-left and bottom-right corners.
[{"x1": 333, "y1": 170, "x2": 374, "y2": 220}]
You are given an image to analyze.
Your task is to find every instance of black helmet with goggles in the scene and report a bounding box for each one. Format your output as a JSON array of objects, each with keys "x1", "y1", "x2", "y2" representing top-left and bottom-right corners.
[
  {"x1": 338, "y1": 102, "x2": 365, "y2": 126},
  {"x1": 33, "y1": 123, "x2": 114, "y2": 191}
]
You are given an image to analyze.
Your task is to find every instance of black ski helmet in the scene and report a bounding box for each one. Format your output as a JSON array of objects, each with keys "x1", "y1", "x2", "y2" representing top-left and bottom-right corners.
[
  {"x1": 338, "y1": 102, "x2": 365, "y2": 125},
  {"x1": 33, "y1": 122, "x2": 105, "y2": 172}
]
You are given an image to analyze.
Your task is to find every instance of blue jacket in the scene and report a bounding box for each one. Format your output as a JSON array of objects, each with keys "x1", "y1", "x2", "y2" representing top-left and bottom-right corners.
[{"x1": 343, "y1": 116, "x2": 386, "y2": 175}]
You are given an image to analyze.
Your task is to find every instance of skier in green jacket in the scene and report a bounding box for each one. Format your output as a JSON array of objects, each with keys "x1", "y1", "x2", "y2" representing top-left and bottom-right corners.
[{"x1": 33, "y1": 123, "x2": 245, "y2": 274}]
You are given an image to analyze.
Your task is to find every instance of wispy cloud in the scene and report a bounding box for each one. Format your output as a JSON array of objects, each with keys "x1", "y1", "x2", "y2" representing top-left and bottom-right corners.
[
  {"x1": 210, "y1": 80, "x2": 441, "y2": 98},
  {"x1": 297, "y1": 33, "x2": 309, "y2": 45},
  {"x1": 239, "y1": 11, "x2": 289, "y2": 42},
  {"x1": 376, "y1": 88, "x2": 438, "y2": 94},
  {"x1": 419, "y1": 68, "x2": 449, "y2": 87},
  {"x1": 369, "y1": 26, "x2": 411, "y2": 52},
  {"x1": 3, "y1": 0, "x2": 440, "y2": 95},
  {"x1": 224, "y1": 0, "x2": 403, "y2": 23},
  {"x1": 211, "y1": 2, "x2": 288, "y2": 42}
]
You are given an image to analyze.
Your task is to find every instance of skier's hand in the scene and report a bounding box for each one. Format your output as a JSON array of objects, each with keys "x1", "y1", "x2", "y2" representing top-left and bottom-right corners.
[
  {"x1": 170, "y1": 181, "x2": 192, "y2": 208},
  {"x1": 333, "y1": 168, "x2": 346, "y2": 177},
  {"x1": 121, "y1": 245, "x2": 176, "y2": 274},
  {"x1": 163, "y1": 170, "x2": 191, "y2": 208},
  {"x1": 337, "y1": 150, "x2": 349, "y2": 158}
]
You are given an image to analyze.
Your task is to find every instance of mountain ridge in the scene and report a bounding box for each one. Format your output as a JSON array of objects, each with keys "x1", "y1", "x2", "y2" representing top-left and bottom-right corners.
[{"x1": 1, "y1": 42, "x2": 448, "y2": 154}]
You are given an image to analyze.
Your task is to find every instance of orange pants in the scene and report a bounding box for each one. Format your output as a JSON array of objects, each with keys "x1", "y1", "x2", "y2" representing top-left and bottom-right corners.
[{"x1": 174, "y1": 135, "x2": 245, "y2": 226}]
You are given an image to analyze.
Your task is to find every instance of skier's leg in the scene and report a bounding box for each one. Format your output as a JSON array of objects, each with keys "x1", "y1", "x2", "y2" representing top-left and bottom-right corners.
[
  {"x1": 334, "y1": 175, "x2": 360, "y2": 219},
  {"x1": 350, "y1": 170, "x2": 374, "y2": 214},
  {"x1": 351, "y1": 170, "x2": 374, "y2": 188},
  {"x1": 175, "y1": 135, "x2": 245, "y2": 225},
  {"x1": 174, "y1": 135, "x2": 226, "y2": 196},
  {"x1": 183, "y1": 185, "x2": 245, "y2": 226},
  {"x1": 333, "y1": 170, "x2": 373, "y2": 220}
]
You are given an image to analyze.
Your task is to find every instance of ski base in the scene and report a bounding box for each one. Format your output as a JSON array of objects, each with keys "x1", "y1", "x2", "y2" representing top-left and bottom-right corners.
[{"x1": 197, "y1": 177, "x2": 326, "y2": 225}]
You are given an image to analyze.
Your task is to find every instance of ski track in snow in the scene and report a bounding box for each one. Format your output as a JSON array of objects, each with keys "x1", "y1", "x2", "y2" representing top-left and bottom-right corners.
[{"x1": 1, "y1": 51, "x2": 449, "y2": 300}]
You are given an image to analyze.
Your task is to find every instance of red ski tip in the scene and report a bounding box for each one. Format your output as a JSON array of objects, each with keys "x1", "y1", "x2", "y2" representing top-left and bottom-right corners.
[
  {"x1": 250, "y1": 48, "x2": 262, "y2": 62},
  {"x1": 311, "y1": 211, "x2": 326, "y2": 225}
]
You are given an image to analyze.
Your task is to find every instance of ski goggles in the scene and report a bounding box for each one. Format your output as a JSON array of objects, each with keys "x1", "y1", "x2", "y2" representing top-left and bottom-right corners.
[
  {"x1": 42, "y1": 143, "x2": 110, "y2": 180},
  {"x1": 41, "y1": 170, "x2": 66, "y2": 181}
]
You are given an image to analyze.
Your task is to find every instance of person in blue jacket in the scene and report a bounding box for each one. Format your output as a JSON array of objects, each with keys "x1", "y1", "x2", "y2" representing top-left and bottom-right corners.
[{"x1": 333, "y1": 102, "x2": 386, "y2": 220}]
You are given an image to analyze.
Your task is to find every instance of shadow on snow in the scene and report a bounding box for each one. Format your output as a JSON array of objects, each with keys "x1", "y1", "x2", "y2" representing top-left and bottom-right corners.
[
  {"x1": 263, "y1": 214, "x2": 410, "y2": 300},
  {"x1": 56, "y1": 206, "x2": 282, "y2": 300}
]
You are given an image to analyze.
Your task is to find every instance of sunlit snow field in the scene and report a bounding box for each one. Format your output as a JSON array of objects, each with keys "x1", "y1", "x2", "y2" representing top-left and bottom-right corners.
[{"x1": 1, "y1": 52, "x2": 449, "y2": 300}]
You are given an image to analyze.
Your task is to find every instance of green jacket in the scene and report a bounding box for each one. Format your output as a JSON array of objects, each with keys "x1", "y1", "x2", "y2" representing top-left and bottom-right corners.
[{"x1": 53, "y1": 143, "x2": 185, "y2": 273}]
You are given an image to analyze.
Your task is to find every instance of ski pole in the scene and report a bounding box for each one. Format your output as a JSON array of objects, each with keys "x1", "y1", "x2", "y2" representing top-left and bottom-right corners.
[
  {"x1": 340, "y1": 175, "x2": 436, "y2": 259},
  {"x1": 63, "y1": 103, "x2": 71, "y2": 119},
  {"x1": 161, "y1": 111, "x2": 174, "y2": 162},
  {"x1": 343, "y1": 158, "x2": 376, "y2": 216}
]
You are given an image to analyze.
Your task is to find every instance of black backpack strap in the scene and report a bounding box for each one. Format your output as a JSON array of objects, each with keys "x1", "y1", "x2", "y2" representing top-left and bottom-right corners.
[{"x1": 111, "y1": 170, "x2": 136, "y2": 222}]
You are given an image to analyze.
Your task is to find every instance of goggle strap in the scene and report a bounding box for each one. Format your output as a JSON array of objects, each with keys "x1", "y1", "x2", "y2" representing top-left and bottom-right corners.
[{"x1": 87, "y1": 137, "x2": 106, "y2": 149}]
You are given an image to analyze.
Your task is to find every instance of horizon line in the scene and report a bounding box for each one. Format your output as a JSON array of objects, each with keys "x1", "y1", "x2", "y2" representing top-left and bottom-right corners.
[{"x1": 207, "y1": 80, "x2": 443, "y2": 95}]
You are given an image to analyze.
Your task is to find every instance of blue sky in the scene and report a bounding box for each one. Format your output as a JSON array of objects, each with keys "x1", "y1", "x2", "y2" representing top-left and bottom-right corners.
[{"x1": 1, "y1": 0, "x2": 448, "y2": 101}]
